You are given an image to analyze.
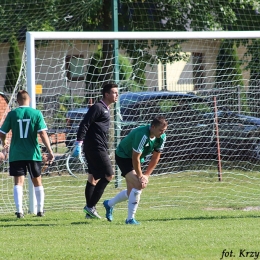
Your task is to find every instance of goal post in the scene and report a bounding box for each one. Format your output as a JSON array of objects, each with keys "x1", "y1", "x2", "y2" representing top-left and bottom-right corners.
[
  {"x1": 25, "y1": 30, "x2": 260, "y2": 211},
  {"x1": 26, "y1": 30, "x2": 260, "y2": 103},
  {"x1": 3, "y1": 30, "x2": 260, "y2": 215}
]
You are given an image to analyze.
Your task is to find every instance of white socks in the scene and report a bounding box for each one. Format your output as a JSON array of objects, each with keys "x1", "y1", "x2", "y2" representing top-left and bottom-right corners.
[
  {"x1": 14, "y1": 185, "x2": 23, "y2": 214},
  {"x1": 34, "y1": 186, "x2": 45, "y2": 213},
  {"x1": 107, "y1": 188, "x2": 142, "y2": 220},
  {"x1": 127, "y1": 188, "x2": 142, "y2": 220},
  {"x1": 14, "y1": 185, "x2": 44, "y2": 214},
  {"x1": 108, "y1": 189, "x2": 128, "y2": 207}
]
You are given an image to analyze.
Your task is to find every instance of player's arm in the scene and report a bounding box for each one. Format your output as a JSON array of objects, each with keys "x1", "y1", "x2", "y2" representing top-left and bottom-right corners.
[
  {"x1": 132, "y1": 132, "x2": 151, "y2": 187},
  {"x1": 132, "y1": 150, "x2": 148, "y2": 188},
  {"x1": 144, "y1": 151, "x2": 161, "y2": 176},
  {"x1": 39, "y1": 130, "x2": 54, "y2": 162},
  {"x1": 0, "y1": 132, "x2": 8, "y2": 161},
  {"x1": 0, "y1": 132, "x2": 7, "y2": 147},
  {"x1": 144, "y1": 134, "x2": 165, "y2": 177},
  {"x1": 71, "y1": 106, "x2": 100, "y2": 157},
  {"x1": 0, "y1": 113, "x2": 11, "y2": 148}
]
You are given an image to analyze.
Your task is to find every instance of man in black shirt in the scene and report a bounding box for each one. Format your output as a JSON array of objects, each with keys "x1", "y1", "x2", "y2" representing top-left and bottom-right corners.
[{"x1": 73, "y1": 83, "x2": 118, "y2": 219}]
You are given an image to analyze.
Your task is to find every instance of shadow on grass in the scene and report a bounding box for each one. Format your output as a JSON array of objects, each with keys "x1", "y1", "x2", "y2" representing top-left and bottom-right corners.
[
  {"x1": 71, "y1": 219, "x2": 106, "y2": 225},
  {"x1": 145, "y1": 214, "x2": 260, "y2": 222},
  {"x1": 0, "y1": 214, "x2": 93, "y2": 227},
  {"x1": 0, "y1": 219, "x2": 93, "y2": 227},
  {"x1": 0, "y1": 222, "x2": 58, "y2": 227}
]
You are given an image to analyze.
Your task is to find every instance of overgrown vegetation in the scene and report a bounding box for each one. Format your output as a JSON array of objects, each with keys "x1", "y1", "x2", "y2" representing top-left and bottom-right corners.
[{"x1": 4, "y1": 35, "x2": 21, "y2": 93}]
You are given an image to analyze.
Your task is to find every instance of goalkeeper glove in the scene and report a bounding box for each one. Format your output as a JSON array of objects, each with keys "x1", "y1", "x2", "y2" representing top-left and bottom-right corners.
[{"x1": 71, "y1": 141, "x2": 83, "y2": 158}]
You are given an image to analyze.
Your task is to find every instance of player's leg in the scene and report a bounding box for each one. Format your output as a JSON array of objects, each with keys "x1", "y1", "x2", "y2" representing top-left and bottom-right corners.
[
  {"x1": 83, "y1": 152, "x2": 97, "y2": 218},
  {"x1": 10, "y1": 161, "x2": 26, "y2": 218},
  {"x1": 103, "y1": 154, "x2": 132, "y2": 221},
  {"x1": 28, "y1": 161, "x2": 45, "y2": 216},
  {"x1": 105, "y1": 190, "x2": 128, "y2": 207},
  {"x1": 84, "y1": 174, "x2": 98, "y2": 219},
  {"x1": 13, "y1": 176, "x2": 25, "y2": 218},
  {"x1": 103, "y1": 189, "x2": 128, "y2": 221},
  {"x1": 85, "y1": 174, "x2": 96, "y2": 206},
  {"x1": 83, "y1": 152, "x2": 102, "y2": 219},
  {"x1": 83, "y1": 150, "x2": 114, "y2": 219},
  {"x1": 125, "y1": 171, "x2": 142, "y2": 224},
  {"x1": 84, "y1": 177, "x2": 110, "y2": 219},
  {"x1": 115, "y1": 153, "x2": 142, "y2": 224}
]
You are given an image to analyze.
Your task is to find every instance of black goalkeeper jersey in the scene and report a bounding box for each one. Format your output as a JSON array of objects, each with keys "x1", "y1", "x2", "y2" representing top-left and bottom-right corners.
[{"x1": 76, "y1": 101, "x2": 110, "y2": 151}]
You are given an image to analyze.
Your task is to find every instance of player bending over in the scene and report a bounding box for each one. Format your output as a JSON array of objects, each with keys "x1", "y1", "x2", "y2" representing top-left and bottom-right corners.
[{"x1": 103, "y1": 116, "x2": 167, "y2": 224}]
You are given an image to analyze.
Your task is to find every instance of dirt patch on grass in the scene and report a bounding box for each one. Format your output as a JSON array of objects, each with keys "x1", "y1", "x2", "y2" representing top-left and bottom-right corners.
[
  {"x1": 242, "y1": 206, "x2": 260, "y2": 211},
  {"x1": 204, "y1": 207, "x2": 234, "y2": 211},
  {"x1": 204, "y1": 206, "x2": 260, "y2": 211}
]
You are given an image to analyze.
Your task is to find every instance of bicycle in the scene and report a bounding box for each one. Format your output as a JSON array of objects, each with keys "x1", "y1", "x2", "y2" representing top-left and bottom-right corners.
[
  {"x1": 41, "y1": 133, "x2": 88, "y2": 178},
  {"x1": 66, "y1": 152, "x2": 88, "y2": 177}
]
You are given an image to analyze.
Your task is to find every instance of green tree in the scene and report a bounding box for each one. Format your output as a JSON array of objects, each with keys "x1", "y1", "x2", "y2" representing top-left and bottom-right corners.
[
  {"x1": 1, "y1": 0, "x2": 259, "y2": 92},
  {"x1": 0, "y1": 1, "x2": 258, "y2": 42},
  {"x1": 4, "y1": 35, "x2": 22, "y2": 93},
  {"x1": 215, "y1": 40, "x2": 244, "y2": 88},
  {"x1": 215, "y1": 39, "x2": 244, "y2": 111},
  {"x1": 85, "y1": 47, "x2": 134, "y2": 98},
  {"x1": 0, "y1": 0, "x2": 111, "y2": 42},
  {"x1": 244, "y1": 39, "x2": 260, "y2": 117}
]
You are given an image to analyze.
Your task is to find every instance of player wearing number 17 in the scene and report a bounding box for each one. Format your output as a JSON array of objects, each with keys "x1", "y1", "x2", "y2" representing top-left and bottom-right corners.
[{"x1": 0, "y1": 90, "x2": 54, "y2": 218}]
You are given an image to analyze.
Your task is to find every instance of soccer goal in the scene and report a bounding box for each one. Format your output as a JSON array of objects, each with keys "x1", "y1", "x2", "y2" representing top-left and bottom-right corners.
[{"x1": 1, "y1": 31, "x2": 260, "y2": 215}]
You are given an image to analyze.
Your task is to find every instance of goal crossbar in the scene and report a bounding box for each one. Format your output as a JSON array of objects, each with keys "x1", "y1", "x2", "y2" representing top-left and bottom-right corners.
[
  {"x1": 26, "y1": 30, "x2": 260, "y2": 107},
  {"x1": 27, "y1": 31, "x2": 260, "y2": 41}
]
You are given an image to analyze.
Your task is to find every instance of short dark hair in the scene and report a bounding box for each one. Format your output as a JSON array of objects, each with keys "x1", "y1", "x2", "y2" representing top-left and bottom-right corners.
[
  {"x1": 17, "y1": 90, "x2": 30, "y2": 102},
  {"x1": 102, "y1": 83, "x2": 118, "y2": 97},
  {"x1": 151, "y1": 116, "x2": 168, "y2": 127}
]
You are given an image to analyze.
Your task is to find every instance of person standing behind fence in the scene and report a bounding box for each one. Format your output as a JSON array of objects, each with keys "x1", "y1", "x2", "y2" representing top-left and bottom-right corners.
[
  {"x1": 0, "y1": 90, "x2": 54, "y2": 218},
  {"x1": 71, "y1": 83, "x2": 118, "y2": 219}
]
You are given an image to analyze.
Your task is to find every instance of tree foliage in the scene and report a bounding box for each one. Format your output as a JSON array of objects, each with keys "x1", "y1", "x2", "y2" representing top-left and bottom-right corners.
[
  {"x1": 4, "y1": 35, "x2": 22, "y2": 93},
  {"x1": 85, "y1": 47, "x2": 134, "y2": 93},
  {"x1": 215, "y1": 40, "x2": 244, "y2": 88},
  {"x1": 1, "y1": 1, "x2": 258, "y2": 55},
  {"x1": 243, "y1": 39, "x2": 260, "y2": 116},
  {"x1": 1, "y1": 0, "x2": 260, "y2": 91},
  {"x1": 214, "y1": 39, "x2": 245, "y2": 111}
]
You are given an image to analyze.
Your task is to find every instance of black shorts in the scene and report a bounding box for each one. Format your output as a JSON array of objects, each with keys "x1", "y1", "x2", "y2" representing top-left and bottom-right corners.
[
  {"x1": 115, "y1": 153, "x2": 133, "y2": 177},
  {"x1": 9, "y1": 160, "x2": 42, "y2": 178},
  {"x1": 84, "y1": 149, "x2": 114, "y2": 180}
]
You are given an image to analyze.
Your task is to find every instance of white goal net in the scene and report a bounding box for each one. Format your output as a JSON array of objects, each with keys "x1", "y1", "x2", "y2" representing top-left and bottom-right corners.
[{"x1": 1, "y1": 31, "x2": 260, "y2": 214}]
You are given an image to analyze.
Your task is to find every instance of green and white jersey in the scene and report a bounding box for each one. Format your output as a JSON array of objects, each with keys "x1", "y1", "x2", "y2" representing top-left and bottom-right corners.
[
  {"x1": 0, "y1": 106, "x2": 47, "y2": 162},
  {"x1": 116, "y1": 125, "x2": 166, "y2": 163}
]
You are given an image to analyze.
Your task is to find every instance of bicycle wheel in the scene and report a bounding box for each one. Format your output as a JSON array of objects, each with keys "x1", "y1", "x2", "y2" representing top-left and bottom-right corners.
[{"x1": 66, "y1": 153, "x2": 88, "y2": 178}]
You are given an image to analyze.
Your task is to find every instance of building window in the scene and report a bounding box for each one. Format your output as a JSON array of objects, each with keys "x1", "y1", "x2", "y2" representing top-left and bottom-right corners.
[
  {"x1": 65, "y1": 55, "x2": 85, "y2": 81},
  {"x1": 193, "y1": 53, "x2": 205, "y2": 90}
]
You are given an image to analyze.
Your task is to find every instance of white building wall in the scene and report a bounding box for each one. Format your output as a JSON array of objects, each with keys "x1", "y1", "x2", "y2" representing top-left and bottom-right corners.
[{"x1": 0, "y1": 39, "x2": 251, "y2": 95}]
